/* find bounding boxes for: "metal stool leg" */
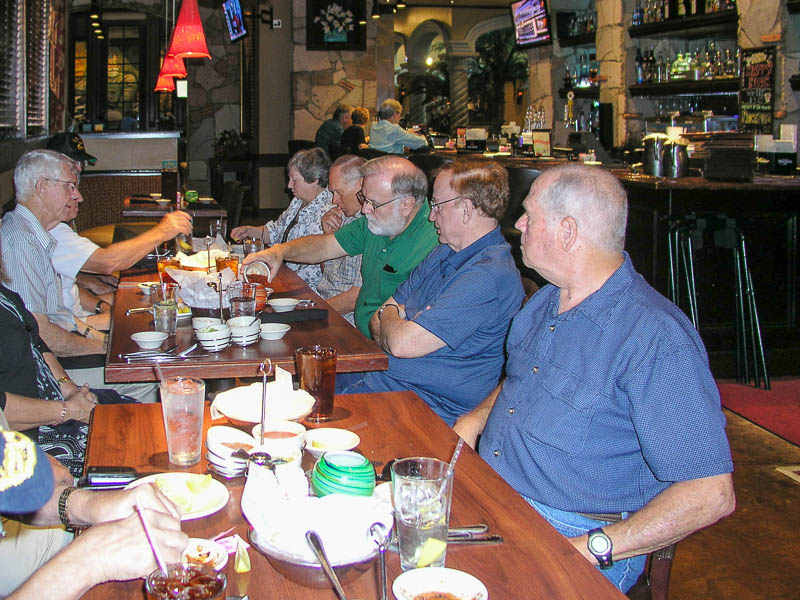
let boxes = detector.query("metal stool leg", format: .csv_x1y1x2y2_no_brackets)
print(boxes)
738,231,770,390
681,227,700,329
733,245,749,384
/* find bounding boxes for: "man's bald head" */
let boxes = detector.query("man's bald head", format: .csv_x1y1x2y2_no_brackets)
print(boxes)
534,164,628,252
360,155,428,205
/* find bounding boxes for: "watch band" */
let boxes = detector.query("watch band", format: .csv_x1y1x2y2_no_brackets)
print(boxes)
58,486,79,531
94,299,109,314
377,303,400,320
587,527,614,570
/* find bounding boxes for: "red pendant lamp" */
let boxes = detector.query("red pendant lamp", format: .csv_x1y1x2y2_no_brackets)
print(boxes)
155,73,176,92
159,50,187,78
168,0,211,59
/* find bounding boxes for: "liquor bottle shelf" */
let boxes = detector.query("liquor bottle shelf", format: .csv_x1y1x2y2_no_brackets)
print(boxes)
629,10,738,40
558,86,600,99
629,78,739,97
558,32,595,47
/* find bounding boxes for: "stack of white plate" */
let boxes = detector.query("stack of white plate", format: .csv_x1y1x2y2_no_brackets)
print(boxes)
227,317,261,347
205,426,256,478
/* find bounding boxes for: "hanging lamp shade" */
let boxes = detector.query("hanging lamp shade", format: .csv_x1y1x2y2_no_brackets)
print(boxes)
158,51,187,78
168,0,211,59
155,73,176,92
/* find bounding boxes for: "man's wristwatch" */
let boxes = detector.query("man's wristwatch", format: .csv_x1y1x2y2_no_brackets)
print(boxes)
377,303,400,320
587,527,613,569
94,299,110,314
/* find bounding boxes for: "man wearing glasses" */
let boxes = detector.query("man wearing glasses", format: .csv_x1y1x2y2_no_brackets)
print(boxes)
243,155,438,337
338,159,524,425
1,150,157,402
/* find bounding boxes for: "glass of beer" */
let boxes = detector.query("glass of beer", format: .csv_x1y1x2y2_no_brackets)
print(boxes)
215,255,239,278
157,257,180,284
146,563,226,599
296,345,337,422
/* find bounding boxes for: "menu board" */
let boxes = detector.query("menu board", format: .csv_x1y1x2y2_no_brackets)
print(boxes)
739,47,775,134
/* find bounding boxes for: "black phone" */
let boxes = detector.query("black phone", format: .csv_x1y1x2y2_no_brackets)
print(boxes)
80,466,139,489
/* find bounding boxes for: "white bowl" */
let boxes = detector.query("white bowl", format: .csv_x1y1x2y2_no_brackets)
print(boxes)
227,316,261,336
392,568,488,600
196,324,231,352
131,331,169,349
268,298,299,313
260,323,291,340
212,383,315,424
252,420,307,452
155,198,171,206
230,333,260,347
206,425,257,458
149,193,162,200
198,196,214,204
304,428,360,459
192,317,222,331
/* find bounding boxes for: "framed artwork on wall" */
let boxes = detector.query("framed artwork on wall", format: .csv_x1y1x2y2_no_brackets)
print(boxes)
306,0,366,51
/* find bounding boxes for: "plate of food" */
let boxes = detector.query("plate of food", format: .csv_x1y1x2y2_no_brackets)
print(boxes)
126,473,229,521
392,568,488,600
182,538,228,571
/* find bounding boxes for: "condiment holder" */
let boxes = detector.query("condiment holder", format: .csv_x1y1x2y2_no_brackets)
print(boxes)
312,451,376,497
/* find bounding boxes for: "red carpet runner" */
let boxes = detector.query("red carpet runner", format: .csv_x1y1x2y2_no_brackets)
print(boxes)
718,379,800,447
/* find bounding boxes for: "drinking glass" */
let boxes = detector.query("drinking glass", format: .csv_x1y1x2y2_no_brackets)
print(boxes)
295,345,337,422
227,282,256,317
146,563,225,599
150,282,179,305
210,218,226,241
391,457,454,571
153,301,178,335
243,237,264,256
215,255,239,278
159,377,205,466
157,258,180,284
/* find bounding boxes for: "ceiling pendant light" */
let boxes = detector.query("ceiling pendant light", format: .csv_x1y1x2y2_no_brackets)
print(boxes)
155,73,176,92
168,0,211,59
158,50,188,78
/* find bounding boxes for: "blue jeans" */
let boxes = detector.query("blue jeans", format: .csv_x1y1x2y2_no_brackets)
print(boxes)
524,497,646,592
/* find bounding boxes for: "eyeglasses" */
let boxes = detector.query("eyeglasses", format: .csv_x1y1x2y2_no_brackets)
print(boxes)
46,178,78,193
356,190,408,210
428,196,461,212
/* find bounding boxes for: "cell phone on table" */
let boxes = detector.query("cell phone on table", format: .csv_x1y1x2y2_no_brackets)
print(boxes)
78,466,139,489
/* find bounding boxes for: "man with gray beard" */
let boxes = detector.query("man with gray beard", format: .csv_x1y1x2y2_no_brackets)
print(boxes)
243,155,438,338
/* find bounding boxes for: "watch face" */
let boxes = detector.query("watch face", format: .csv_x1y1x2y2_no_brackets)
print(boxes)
589,533,611,555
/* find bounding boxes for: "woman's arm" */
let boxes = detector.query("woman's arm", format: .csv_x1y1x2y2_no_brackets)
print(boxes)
2,391,95,430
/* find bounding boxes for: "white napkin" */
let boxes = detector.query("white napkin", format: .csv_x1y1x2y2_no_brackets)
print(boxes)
167,268,236,309
209,366,310,420
174,247,228,269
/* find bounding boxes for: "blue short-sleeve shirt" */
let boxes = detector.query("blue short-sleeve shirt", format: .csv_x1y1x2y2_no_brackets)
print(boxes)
362,227,524,425
479,253,733,513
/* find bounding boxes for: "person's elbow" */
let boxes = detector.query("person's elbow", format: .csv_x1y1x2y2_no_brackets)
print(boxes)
702,473,736,526
86,249,125,274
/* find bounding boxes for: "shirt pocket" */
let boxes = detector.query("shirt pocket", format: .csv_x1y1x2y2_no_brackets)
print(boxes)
521,365,599,457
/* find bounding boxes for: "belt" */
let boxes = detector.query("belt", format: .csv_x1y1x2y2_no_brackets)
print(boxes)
577,512,626,522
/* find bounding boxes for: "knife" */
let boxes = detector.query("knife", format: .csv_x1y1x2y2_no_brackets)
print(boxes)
446,534,504,545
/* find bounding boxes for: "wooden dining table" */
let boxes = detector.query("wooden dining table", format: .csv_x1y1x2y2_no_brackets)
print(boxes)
80,391,625,600
105,267,388,382
122,196,229,238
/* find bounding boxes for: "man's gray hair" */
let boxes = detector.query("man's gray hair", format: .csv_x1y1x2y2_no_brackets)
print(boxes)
333,105,352,122
14,149,72,203
287,147,331,188
536,164,628,252
331,154,366,185
378,99,403,121
360,155,428,205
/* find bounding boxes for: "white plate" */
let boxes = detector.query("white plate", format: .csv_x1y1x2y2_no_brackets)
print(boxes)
212,382,315,423
392,567,489,600
126,473,229,521
182,538,228,570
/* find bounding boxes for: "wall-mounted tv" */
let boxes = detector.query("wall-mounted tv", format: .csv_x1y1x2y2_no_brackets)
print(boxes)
510,0,552,48
222,0,247,42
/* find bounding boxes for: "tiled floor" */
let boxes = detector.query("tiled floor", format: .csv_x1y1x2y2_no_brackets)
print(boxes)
669,409,800,599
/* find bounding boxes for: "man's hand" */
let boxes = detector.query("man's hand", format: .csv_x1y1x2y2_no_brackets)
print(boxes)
70,482,181,526
71,509,187,584
231,225,262,242
76,273,117,295
154,211,193,241
452,384,503,449
241,245,285,280
321,207,344,235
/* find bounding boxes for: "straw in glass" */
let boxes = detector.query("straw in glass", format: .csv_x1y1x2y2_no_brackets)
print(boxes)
134,503,168,575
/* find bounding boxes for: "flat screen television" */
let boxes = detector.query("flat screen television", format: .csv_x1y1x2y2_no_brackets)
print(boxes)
510,0,552,48
222,0,247,42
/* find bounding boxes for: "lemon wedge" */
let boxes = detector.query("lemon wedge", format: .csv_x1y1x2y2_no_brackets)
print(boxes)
235,538,251,573
416,537,446,568
311,440,329,449
155,476,192,514
186,474,213,494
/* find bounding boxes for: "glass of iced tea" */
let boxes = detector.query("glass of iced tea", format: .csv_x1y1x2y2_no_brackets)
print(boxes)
146,563,226,599
214,255,239,277
296,345,337,422
157,258,181,284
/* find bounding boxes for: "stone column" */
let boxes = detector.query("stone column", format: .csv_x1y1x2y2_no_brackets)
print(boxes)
404,59,428,127
597,0,629,147
375,14,395,107
443,41,477,134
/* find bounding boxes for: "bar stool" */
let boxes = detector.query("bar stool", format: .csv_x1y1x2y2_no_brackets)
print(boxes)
667,213,770,389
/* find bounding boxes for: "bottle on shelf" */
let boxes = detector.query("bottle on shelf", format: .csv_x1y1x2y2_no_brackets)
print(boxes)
635,47,645,84
691,50,702,81
633,0,644,26
564,65,573,89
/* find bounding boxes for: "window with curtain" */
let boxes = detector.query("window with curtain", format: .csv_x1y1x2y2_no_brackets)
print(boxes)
0,0,50,140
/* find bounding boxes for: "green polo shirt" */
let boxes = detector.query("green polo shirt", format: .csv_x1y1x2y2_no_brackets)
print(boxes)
334,202,438,337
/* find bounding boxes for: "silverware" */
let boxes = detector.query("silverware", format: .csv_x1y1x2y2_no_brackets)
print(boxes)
126,306,153,316
369,522,389,600
448,524,489,537
297,299,315,307
124,354,210,363
305,530,348,600
119,344,179,358
177,343,198,357
446,534,504,545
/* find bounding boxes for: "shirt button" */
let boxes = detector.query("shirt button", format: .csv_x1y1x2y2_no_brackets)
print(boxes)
549,325,555,332
532,366,538,373
493,450,501,457
508,408,515,415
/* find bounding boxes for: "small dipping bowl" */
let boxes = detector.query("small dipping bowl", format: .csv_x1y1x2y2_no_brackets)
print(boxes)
252,420,307,454
130,331,168,349
312,451,376,497
260,323,290,340
268,298,299,313
192,317,223,332
227,316,261,346
304,428,360,459
195,324,231,352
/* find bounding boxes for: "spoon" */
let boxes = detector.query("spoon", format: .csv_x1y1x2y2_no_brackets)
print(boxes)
305,530,348,600
369,522,389,600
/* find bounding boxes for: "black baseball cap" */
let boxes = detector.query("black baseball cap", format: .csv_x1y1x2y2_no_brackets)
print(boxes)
46,132,97,166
